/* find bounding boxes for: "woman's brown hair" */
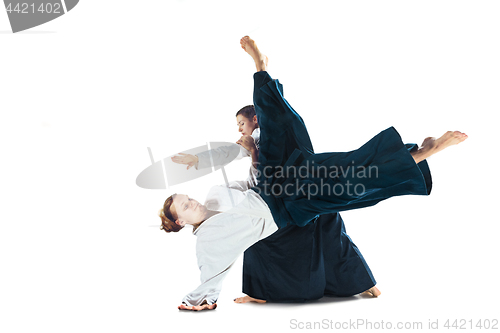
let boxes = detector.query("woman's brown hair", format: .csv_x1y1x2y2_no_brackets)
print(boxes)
159,194,184,233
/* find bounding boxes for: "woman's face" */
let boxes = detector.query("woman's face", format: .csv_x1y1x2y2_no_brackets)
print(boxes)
237,114,258,136
172,194,207,226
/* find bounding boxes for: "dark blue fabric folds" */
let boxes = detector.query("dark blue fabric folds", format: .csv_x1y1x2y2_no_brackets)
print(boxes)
243,213,376,302
252,71,432,228
243,71,378,301
243,70,431,302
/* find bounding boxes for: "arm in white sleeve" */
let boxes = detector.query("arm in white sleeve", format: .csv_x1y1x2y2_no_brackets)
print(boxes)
181,263,234,306
180,220,242,307
195,144,250,170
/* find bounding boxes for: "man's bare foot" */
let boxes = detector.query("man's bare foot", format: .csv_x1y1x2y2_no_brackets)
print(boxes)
362,286,381,297
234,295,267,304
412,131,468,163
240,36,268,72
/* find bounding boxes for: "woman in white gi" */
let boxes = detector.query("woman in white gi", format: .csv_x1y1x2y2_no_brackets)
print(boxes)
159,36,468,311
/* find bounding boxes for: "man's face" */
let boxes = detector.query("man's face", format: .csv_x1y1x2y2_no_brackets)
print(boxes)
237,114,258,136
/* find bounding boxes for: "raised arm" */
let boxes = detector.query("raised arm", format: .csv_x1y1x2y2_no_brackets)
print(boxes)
171,144,249,170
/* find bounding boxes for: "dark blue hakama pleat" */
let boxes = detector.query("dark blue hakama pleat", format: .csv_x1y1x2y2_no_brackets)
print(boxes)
243,213,376,302
242,71,432,302
252,71,432,228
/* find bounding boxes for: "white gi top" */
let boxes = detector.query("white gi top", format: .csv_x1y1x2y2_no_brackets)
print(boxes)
195,128,260,190
180,178,278,307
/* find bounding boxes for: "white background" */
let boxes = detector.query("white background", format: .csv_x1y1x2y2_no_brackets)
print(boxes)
1,1,499,332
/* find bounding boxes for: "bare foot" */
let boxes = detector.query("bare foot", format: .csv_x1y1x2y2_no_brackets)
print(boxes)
240,36,268,72
430,131,468,151
234,295,267,304
362,286,381,297
412,131,468,163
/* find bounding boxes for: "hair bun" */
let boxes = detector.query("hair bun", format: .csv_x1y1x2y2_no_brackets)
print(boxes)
158,196,184,233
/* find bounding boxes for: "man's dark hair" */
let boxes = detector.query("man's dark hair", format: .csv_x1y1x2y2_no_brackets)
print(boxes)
236,105,255,119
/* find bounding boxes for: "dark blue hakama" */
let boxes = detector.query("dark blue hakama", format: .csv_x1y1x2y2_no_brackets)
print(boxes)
243,213,376,302
251,71,432,228
242,71,432,302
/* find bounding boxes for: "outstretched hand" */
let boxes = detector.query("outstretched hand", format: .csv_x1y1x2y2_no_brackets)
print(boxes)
178,303,217,311
171,153,199,170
